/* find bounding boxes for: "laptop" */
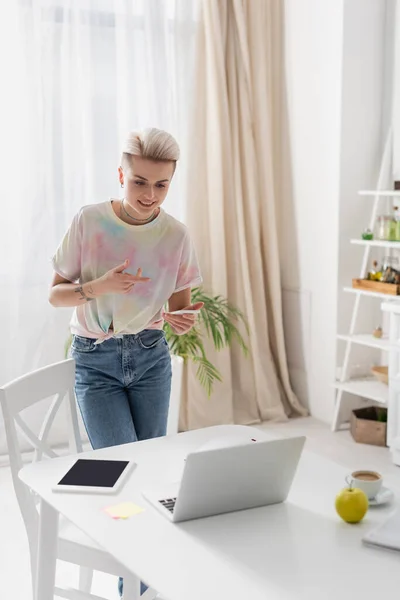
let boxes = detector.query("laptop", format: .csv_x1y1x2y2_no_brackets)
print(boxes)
142,435,305,522
363,509,400,552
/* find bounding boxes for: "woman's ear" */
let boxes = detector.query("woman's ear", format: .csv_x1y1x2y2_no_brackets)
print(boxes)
118,166,124,187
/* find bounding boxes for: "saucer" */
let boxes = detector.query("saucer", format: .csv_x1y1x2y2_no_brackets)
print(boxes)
368,487,394,507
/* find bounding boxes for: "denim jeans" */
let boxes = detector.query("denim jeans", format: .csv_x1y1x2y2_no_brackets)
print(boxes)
71,329,172,597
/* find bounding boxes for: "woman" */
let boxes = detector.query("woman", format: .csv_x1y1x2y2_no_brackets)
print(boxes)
50,128,202,596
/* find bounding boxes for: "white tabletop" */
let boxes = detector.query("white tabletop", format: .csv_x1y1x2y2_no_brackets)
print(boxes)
20,425,400,600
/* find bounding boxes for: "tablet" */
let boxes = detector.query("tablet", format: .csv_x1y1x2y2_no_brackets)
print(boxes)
52,458,136,494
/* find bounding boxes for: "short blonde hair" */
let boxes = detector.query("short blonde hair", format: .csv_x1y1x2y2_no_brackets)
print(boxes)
121,128,180,172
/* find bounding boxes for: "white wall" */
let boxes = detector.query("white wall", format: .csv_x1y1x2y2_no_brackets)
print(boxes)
337,0,388,392
281,0,389,423
281,0,343,421
393,0,400,178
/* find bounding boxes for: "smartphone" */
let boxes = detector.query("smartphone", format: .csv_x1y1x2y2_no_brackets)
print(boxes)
169,309,201,315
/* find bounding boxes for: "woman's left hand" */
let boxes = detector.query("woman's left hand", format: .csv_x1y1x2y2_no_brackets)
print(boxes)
164,302,204,336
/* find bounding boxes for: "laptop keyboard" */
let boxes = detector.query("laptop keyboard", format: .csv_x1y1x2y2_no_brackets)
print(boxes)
159,498,177,514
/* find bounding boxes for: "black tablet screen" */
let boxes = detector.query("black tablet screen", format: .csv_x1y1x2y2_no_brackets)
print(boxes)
57,459,130,487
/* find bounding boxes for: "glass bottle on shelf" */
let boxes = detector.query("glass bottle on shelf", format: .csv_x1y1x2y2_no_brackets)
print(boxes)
390,217,397,241
376,215,397,240
368,260,382,281
394,206,400,241
376,216,388,240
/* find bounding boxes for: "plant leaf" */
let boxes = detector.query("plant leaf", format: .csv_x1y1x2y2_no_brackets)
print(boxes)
163,286,249,395
191,355,223,398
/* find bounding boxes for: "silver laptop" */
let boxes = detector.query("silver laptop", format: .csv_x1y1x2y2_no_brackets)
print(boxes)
142,435,305,522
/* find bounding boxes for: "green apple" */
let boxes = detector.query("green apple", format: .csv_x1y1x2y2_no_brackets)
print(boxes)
335,486,368,523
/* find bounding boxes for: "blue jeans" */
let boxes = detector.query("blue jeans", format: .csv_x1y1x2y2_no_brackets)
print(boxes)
71,329,172,597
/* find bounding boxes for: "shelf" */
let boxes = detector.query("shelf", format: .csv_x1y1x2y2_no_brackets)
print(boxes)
343,286,397,299
359,190,400,197
333,378,388,404
350,239,400,249
337,334,391,351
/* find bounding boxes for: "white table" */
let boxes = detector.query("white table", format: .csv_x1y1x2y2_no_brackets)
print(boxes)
20,425,400,600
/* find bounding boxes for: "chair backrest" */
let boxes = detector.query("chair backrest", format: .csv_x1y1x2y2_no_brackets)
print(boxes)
0,359,82,551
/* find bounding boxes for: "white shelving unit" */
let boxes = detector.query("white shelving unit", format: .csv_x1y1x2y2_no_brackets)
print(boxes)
334,379,388,405
333,189,400,431
343,287,396,299
351,239,400,249
359,190,400,197
336,333,391,351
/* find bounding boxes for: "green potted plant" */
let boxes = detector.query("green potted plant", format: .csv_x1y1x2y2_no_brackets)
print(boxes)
165,287,248,396
65,287,248,396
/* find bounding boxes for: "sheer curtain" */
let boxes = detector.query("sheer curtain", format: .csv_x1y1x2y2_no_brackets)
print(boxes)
0,0,199,453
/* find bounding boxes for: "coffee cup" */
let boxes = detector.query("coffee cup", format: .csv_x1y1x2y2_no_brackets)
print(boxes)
346,470,383,500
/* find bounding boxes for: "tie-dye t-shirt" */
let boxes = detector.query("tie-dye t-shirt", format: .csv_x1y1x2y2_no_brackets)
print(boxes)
52,201,202,341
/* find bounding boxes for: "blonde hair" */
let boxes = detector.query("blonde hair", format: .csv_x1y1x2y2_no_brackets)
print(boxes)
121,128,180,172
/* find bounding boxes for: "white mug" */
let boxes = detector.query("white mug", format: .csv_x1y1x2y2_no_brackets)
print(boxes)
346,470,383,500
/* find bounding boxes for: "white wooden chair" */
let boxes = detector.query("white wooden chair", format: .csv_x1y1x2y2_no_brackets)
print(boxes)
0,359,158,600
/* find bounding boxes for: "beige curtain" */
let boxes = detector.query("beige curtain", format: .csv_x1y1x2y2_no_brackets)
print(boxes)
180,0,308,431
